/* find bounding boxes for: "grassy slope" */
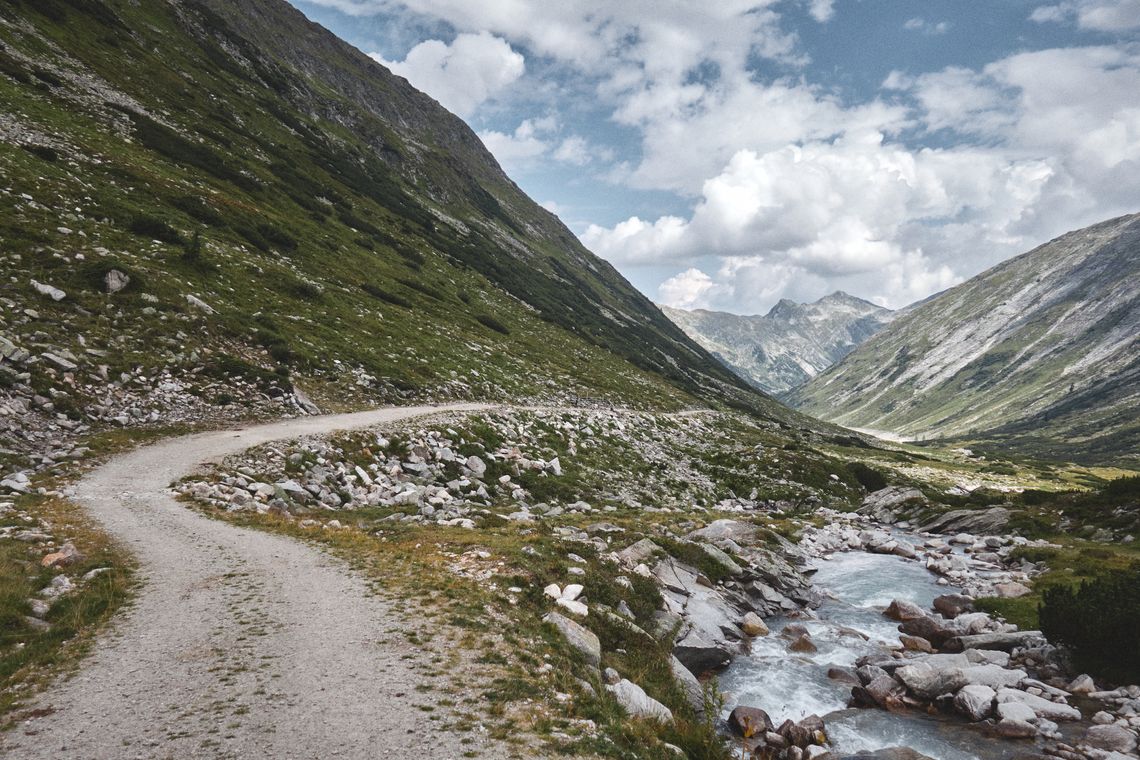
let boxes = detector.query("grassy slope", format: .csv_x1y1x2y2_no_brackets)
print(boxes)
0,0,805,428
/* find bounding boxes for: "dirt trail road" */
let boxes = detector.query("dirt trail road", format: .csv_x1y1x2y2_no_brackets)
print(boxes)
3,404,501,760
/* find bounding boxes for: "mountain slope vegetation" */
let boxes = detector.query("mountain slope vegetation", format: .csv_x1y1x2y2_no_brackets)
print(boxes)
789,214,1140,465
0,0,796,426
661,292,895,395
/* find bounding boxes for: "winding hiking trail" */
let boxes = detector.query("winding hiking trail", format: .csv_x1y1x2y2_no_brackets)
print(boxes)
3,403,505,760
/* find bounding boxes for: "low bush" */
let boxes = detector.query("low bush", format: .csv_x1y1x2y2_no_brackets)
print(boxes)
475,314,510,336
847,461,887,492
128,214,183,245
1039,565,1140,683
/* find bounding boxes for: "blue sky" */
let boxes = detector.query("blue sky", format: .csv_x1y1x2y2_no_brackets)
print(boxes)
290,0,1140,314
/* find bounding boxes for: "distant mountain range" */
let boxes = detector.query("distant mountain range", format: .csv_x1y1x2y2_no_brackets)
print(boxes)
660,293,896,395
788,214,1140,465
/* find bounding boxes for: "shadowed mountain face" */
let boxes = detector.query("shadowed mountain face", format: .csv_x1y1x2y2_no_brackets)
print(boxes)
789,214,1140,465
661,293,895,395
0,0,810,424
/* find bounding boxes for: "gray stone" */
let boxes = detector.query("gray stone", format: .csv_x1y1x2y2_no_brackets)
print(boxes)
944,631,1045,653
615,538,661,566
954,684,996,721
606,679,672,723
918,507,1012,535
669,655,706,718
544,611,600,668
996,687,1081,721
104,269,130,293
1084,724,1138,753
30,279,66,301
896,661,969,700
185,294,215,313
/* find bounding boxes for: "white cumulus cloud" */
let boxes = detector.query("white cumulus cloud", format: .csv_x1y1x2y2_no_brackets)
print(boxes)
371,32,524,117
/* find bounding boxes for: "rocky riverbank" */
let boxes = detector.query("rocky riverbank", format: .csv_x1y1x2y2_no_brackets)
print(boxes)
718,490,1140,760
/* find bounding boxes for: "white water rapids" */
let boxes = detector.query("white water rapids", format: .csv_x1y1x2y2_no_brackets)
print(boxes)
719,552,1039,760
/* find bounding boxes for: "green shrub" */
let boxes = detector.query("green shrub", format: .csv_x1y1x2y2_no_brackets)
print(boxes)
1039,566,1140,683
847,461,887,492
360,283,409,308
128,215,183,245
475,314,510,336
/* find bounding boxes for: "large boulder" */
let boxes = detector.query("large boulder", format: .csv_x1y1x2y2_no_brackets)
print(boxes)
896,661,969,700
884,599,927,621
859,487,925,522
606,679,673,723
852,675,906,709
954,684,996,721
673,629,732,675
669,656,706,719
943,631,1045,653
543,611,600,668
1084,724,1138,754
918,507,1012,535
995,688,1081,721
933,594,975,619
898,615,958,648
728,705,774,737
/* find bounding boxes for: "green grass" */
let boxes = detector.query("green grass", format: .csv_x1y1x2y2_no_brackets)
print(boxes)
0,494,134,724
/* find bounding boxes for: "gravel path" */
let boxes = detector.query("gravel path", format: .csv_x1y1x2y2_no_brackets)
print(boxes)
2,404,507,760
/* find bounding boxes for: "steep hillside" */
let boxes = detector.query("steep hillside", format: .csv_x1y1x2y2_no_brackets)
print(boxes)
661,292,895,395
789,214,1140,465
0,0,807,475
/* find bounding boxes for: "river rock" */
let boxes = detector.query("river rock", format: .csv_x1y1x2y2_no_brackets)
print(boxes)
884,599,926,621
933,594,974,619
996,701,1038,723
944,631,1045,652
828,667,860,685
543,611,600,668
831,751,936,760
1068,674,1097,694
606,679,672,723
900,635,934,653
954,684,996,720
853,675,906,709
960,664,1027,690
673,630,732,675
896,661,969,700
741,611,769,636
1084,724,1138,753
963,649,1010,667
788,633,818,653
898,615,957,648
996,718,1037,738
996,687,1081,721
729,705,774,736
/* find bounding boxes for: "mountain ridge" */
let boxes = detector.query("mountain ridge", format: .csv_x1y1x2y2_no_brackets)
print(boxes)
0,0,820,448
789,213,1140,464
660,292,896,395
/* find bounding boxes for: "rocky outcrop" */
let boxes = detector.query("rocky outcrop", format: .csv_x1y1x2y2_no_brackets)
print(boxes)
918,507,1013,535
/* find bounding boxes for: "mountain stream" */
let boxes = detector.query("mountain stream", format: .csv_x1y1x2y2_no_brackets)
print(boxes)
720,551,1037,759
